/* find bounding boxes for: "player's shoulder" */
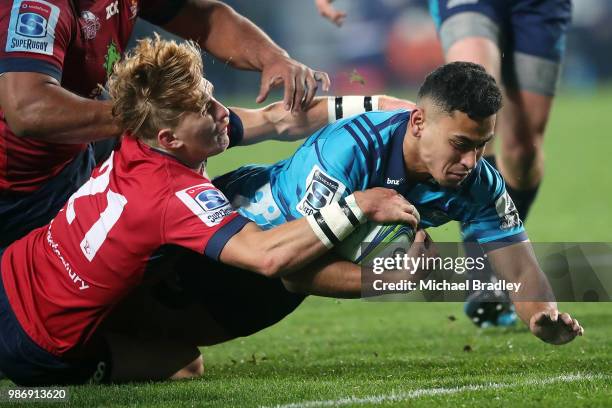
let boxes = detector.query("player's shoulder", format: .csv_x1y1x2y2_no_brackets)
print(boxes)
463,159,505,203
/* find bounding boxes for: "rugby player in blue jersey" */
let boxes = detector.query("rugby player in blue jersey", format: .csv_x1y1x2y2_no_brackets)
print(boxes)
316,0,573,326
155,62,582,353
98,61,583,382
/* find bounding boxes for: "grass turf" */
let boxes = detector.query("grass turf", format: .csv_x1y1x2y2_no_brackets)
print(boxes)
1,88,611,406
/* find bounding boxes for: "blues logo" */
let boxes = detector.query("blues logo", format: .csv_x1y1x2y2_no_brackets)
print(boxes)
6,0,59,56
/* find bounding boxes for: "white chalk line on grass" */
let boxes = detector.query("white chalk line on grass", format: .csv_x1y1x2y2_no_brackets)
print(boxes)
265,373,608,408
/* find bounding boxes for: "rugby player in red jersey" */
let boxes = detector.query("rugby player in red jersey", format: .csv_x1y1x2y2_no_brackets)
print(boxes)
0,37,420,386
0,0,330,249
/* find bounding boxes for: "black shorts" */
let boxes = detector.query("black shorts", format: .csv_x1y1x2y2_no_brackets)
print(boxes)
159,249,306,338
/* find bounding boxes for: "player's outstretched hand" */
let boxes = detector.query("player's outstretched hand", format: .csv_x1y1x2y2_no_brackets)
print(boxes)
353,188,420,229
315,0,347,26
529,309,584,345
256,55,330,113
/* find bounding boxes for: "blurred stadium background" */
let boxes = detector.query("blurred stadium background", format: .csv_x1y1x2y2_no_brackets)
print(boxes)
4,1,609,406
133,0,612,99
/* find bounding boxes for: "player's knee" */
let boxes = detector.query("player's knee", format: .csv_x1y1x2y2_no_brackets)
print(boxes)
171,354,204,380
502,131,544,168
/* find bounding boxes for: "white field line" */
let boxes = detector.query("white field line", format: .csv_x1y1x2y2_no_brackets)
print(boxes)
264,373,608,408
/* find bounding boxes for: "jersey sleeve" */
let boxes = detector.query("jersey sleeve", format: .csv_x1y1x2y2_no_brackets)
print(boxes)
460,160,528,250
139,0,187,26
163,182,250,260
227,109,244,148
0,0,75,82
282,110,403,219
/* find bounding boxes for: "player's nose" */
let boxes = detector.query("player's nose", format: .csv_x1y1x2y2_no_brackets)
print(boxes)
460,148,478,170
211,99,229,123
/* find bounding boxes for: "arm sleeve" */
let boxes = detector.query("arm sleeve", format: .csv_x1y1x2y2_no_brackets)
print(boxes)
163,181,250,260
227,109,244,148
139,0,187,26
460,160,528,249
0,0,76,82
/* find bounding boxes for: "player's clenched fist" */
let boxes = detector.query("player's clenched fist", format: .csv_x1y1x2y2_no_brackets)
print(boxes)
352,188,420,229
529,309,584,345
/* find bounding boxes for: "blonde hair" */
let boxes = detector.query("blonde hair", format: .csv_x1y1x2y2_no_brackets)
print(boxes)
108,34,208,140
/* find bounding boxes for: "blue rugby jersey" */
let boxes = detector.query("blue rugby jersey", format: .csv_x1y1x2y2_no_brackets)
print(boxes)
215,109,527,248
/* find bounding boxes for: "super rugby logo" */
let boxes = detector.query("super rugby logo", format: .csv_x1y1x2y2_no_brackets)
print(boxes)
16,2,49,37
176,184,234,226
6,0,59,56
297,166,346,216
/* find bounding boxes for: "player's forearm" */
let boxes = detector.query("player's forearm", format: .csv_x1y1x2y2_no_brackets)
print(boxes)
0,73,121,143
231,97,328,145
220,220,330,278
487,242,557,325
162,0,288,70
282,253,363,298
233,95,414,145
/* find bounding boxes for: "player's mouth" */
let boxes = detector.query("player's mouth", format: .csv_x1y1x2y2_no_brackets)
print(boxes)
447,171,470,182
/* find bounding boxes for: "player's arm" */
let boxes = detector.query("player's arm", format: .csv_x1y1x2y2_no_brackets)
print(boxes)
281,230,434,298
219,188,419,278
231,95,415,145
486,242,584,345
159,0,329,111
0,72,121,143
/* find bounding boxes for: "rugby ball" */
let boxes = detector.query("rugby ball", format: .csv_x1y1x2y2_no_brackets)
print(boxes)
335,222,415,264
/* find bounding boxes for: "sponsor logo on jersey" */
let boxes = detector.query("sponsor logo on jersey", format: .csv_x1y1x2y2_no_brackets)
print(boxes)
176,183,234,226
106,0,119,19
297,165,346,216
103,40,121,78
5,0,59,56
495,191,520,230
80,10,100,40
385,177,405,186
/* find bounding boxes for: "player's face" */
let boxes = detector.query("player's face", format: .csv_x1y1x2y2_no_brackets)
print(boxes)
173,82,230,165
420,109,495,187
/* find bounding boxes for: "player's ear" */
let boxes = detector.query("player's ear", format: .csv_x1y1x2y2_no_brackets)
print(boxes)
158,128,183,150
410,107,425,137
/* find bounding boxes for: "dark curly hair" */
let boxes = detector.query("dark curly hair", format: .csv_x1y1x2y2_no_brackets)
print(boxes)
417,62,502,120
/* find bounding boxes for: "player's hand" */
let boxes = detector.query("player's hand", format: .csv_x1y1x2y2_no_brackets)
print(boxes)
353,188,420,229
405,229,437,277
315,0,347,26
256,55,330,113
529,309,584,345
378,96,416,112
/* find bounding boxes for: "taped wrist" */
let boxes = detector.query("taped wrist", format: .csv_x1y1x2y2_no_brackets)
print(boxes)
306,194,367,248
327,96,380,123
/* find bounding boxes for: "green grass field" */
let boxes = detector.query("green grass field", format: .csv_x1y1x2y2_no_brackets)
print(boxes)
2,89,611,407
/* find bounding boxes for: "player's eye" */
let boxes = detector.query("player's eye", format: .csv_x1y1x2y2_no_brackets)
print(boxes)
451,140,470,151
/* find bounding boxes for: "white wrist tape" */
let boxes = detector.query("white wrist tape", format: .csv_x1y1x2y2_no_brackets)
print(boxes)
327,96,380,123
306,193,367,248
343,194,367,224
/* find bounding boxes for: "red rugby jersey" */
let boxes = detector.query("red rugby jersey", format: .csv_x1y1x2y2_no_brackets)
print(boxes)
0,0,184,192
0,135,249,355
